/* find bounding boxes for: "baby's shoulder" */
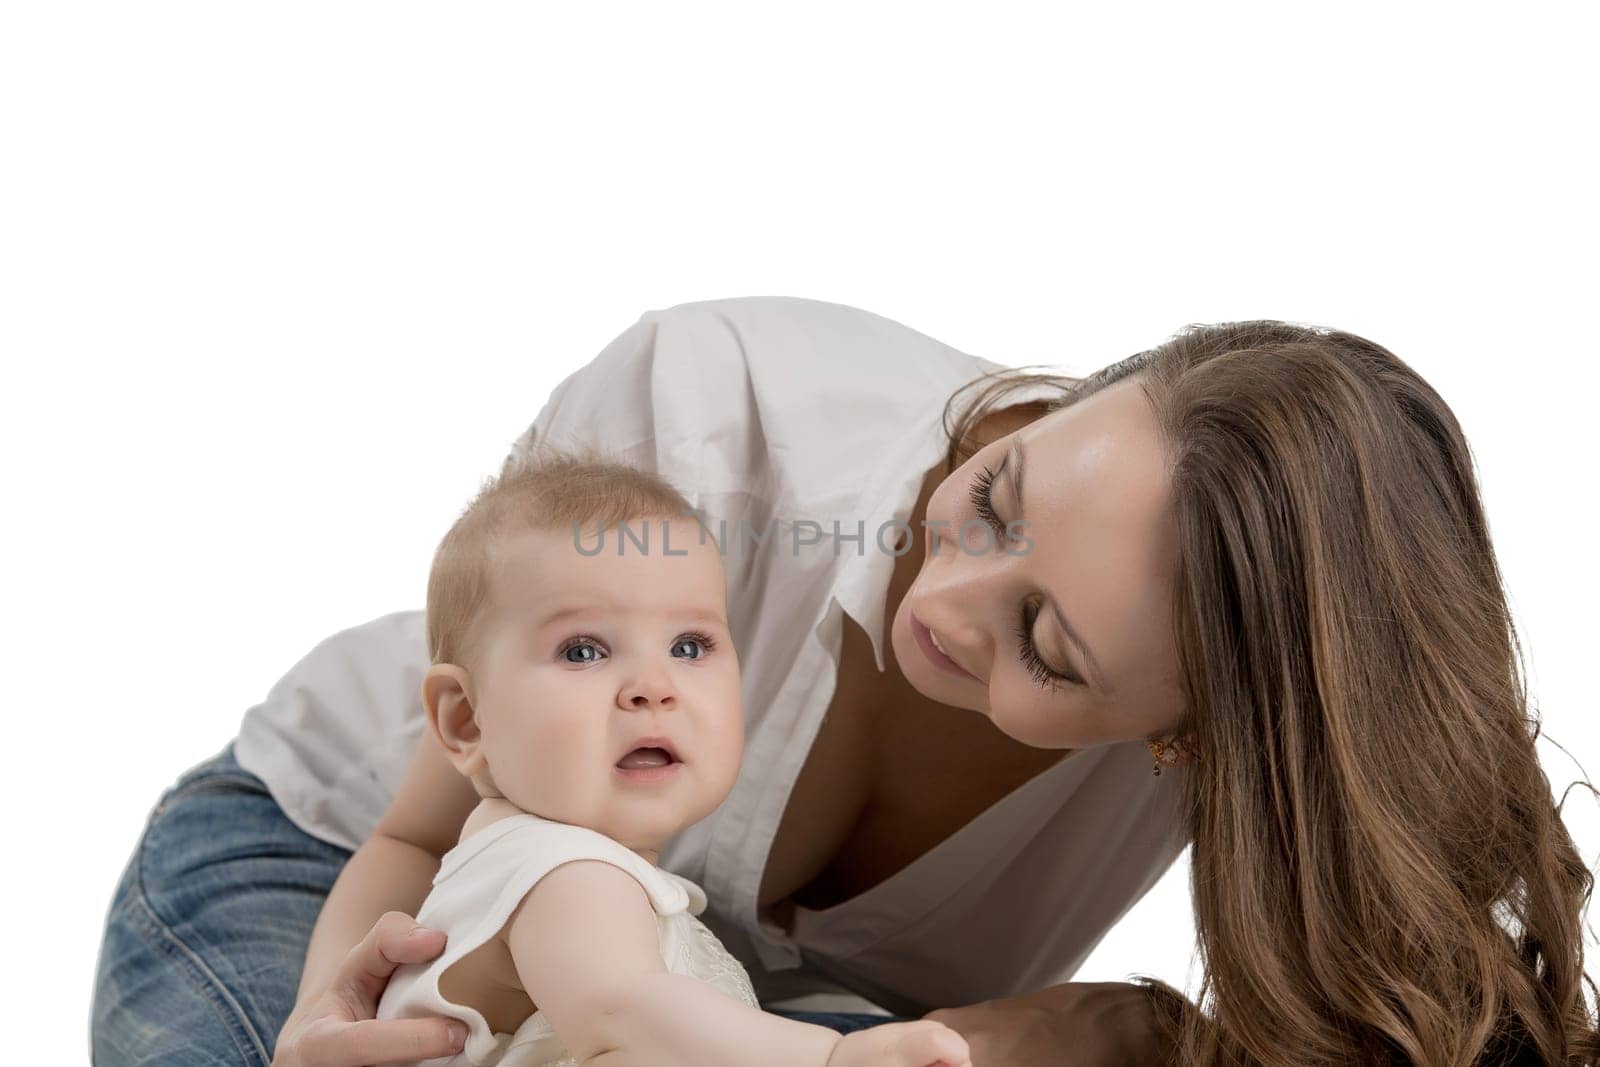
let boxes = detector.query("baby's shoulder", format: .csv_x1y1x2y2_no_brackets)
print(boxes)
448,814,674,912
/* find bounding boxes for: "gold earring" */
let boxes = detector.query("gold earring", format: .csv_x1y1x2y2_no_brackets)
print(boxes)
1147,737,1182,776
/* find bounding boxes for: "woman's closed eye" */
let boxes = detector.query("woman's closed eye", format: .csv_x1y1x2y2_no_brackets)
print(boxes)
1016,601,1081,693
970,463,1086,693
968,463,1010,546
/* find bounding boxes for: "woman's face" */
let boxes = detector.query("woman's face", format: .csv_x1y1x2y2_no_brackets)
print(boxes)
889,374,1186,750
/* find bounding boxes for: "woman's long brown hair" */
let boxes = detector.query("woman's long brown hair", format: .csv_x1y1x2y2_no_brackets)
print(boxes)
943,323,1600,1064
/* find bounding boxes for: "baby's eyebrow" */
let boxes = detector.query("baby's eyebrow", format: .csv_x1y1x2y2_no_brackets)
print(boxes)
533,604,727,628
681,608,730,626
534,604,595,628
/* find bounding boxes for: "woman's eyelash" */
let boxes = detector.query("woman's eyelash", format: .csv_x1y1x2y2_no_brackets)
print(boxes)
1015,603,1076,693
968,464,1007,537
969,463,1082,693
966,463,1004,543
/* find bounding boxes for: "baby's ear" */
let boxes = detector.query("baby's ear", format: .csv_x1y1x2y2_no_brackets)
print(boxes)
422,664,487,777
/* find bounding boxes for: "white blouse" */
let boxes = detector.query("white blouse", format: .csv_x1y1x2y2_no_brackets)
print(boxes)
374,812,759,1066
233,295,1191,1017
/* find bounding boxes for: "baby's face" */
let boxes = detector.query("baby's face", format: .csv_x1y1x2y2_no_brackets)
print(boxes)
468,518,744,854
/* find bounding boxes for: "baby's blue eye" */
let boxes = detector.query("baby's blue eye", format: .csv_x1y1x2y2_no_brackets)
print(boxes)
673,630,719,659
563,642,601,664
558,630,717,665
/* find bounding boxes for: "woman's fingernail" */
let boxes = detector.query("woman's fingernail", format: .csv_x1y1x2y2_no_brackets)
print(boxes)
407,925,435,941
449,1022,468,1048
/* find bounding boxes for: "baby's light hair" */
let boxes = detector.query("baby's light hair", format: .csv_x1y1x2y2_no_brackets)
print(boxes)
425,438,699,671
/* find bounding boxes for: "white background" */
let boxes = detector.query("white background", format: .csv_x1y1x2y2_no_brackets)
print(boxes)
4,2,1596,1060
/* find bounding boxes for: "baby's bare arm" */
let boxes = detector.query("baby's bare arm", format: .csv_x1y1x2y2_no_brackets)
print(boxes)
505,859,842,1067
582,971,844,1067
574,972,974,1067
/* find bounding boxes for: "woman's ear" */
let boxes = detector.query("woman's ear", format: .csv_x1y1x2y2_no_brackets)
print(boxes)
1149,733,1200,768
1175,731,1201,766
422,663,487,777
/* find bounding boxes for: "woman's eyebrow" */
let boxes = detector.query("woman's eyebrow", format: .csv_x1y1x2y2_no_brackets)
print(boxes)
1008,438,1107,692
1006,438,1026,517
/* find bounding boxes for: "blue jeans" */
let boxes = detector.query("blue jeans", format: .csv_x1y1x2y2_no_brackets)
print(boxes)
91,743,908,1065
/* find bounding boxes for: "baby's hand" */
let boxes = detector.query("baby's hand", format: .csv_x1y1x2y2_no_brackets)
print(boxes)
824,1019,972,1067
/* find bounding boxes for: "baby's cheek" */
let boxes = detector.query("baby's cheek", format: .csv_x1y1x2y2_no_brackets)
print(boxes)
483,722,559,808
712,732,746,797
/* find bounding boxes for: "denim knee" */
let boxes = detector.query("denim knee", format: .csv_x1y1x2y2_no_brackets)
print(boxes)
91,745,351,1065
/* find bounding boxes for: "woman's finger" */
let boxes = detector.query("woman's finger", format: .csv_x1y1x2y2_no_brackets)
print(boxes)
338,911,448,1013
299,1016,467,1066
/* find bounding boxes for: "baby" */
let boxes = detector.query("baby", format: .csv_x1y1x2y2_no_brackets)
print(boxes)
376,447,971,1067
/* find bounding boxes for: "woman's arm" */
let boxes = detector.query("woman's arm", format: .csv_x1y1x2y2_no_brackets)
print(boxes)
292,833,444,1005
290,726,479,1013
923,982,1178,1066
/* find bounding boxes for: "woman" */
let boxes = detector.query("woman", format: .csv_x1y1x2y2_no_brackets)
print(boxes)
92,297,1599,1065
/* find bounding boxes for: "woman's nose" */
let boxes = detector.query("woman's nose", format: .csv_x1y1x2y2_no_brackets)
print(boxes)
920,515,1009,653
924,517,996,585
929,514,999,559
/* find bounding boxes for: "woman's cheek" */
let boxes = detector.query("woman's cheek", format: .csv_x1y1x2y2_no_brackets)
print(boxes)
985,675,1026,735
988,679,1065,749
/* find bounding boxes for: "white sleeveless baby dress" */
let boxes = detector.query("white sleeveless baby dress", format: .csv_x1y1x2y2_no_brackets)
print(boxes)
375,812,760,1066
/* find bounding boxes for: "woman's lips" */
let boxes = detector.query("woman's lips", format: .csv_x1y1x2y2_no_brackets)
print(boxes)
911,613,978,680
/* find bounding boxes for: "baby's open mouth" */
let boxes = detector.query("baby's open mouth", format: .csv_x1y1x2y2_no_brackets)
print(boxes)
616,746,679,769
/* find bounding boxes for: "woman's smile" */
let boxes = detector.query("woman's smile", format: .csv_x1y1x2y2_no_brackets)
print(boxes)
910,611,980,680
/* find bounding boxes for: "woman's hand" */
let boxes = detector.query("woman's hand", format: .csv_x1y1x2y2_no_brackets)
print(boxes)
922,981,1170,1067
273,911,468,1065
